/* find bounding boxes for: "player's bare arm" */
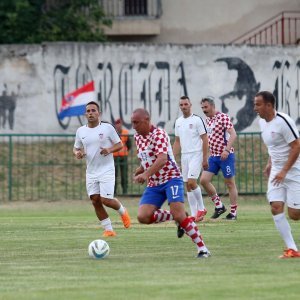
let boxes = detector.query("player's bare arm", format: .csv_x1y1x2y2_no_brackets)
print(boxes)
134,153,168,184
272,139,300,185
172,136,181,158
221,127,237,160
263,157,272,177
73,147,85,159
201,133,209,170
100,141,123,156
134,165,144,176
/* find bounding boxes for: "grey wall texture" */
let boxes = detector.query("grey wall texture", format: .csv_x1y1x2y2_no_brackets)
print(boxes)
0,43,299,134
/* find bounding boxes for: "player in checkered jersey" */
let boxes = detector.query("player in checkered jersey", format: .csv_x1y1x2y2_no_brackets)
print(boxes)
254,91,300,258
200,97,238,220
131,108,210,258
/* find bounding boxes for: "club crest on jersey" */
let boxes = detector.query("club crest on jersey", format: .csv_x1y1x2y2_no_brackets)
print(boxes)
99,133,104,139
271,131,276,138
189,124,193,129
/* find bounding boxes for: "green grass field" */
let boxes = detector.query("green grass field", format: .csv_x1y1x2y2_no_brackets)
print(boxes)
0,197,300,300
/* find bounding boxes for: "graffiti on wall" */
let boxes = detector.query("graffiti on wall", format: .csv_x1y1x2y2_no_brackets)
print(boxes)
215,57,260,132
272,59,300,125
0,84,20,130
53,57,300,132
54,61,188,130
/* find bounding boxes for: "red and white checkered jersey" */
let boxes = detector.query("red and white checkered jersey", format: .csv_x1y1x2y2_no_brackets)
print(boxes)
134,126,182,187
205,112,234,156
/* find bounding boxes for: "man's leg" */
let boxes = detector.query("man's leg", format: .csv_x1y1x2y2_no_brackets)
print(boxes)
224,177,238,220
100,180,131,228
138,186,173,224
102,196,131,228
200,170,226,218
187,178,206,221
90,194,116,237
186,181,197,218
271,201,300,258
220,154,237,220
170,201,210,258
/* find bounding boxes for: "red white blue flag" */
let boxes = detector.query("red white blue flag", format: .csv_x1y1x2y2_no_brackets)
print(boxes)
58,81,95,120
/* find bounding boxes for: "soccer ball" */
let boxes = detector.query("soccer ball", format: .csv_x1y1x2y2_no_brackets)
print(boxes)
88,239,110,259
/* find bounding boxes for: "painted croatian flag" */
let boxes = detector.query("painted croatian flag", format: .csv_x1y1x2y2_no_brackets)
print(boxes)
58,81,95,120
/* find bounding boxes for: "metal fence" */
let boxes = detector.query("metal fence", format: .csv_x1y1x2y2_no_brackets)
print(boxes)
0,133,268,202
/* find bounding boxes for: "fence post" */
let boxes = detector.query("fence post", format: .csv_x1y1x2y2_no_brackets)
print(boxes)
8,135,13,201
281,13,285,44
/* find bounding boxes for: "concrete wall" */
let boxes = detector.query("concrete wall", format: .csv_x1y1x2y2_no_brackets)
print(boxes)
108,0,300,44
0,42,299,134
157,0,300,44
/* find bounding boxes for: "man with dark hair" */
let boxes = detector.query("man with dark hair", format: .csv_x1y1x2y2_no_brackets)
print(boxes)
131,108,210,258
200,96,238,220
254,91,300,258
73,101,131,237
173,96,208,222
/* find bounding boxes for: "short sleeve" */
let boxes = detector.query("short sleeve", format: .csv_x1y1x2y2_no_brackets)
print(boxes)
197,117,207,135
223,114,234,130
153,130,169,155
74,129,83,149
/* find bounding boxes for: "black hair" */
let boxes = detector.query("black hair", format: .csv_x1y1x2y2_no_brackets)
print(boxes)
86,101,100,112
255,91,276,108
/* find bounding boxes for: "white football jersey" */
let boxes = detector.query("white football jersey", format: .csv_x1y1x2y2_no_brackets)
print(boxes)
259,112,300,168
74,122,121,179
174,114,207,154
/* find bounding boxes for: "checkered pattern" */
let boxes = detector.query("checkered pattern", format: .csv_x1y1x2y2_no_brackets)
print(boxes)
206,112,234,156
134,126,181,186
180,217,205,249
151,209,174,223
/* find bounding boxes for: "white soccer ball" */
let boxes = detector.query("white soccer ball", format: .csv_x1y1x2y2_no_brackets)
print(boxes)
88,239,110,259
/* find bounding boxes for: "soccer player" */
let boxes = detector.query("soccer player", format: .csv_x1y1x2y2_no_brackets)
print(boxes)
73,101,131,237
200,96,238,220
131,108,210,258
173,96,208,222
254,91,300,258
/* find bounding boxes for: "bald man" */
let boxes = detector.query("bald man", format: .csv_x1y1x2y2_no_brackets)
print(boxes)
131,108,210,258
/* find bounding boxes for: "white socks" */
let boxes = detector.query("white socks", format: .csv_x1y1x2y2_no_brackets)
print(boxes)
101,217,113,231
187,186,205,217
118,204,126,215
273,213,298,251
192,186,205,211
187,191,198,217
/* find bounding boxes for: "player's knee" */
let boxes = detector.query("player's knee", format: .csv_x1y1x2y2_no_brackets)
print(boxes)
224,180,235,189
90,195,101,206
137,214,151,224
288,212,300,221
186,182,195,190
270,204,283,215
199,177,207,186
101,198,109,206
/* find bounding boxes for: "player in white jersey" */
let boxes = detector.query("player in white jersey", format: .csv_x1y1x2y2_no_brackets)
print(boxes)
254,91,300,258
173,96,209,223
73,101,131,237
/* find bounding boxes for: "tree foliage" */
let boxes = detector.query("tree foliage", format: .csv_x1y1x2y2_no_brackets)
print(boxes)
0,0,112,43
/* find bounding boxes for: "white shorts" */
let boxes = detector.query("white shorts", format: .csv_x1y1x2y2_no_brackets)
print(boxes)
181,152,202,182
267,167,300,209
86,176,115,199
